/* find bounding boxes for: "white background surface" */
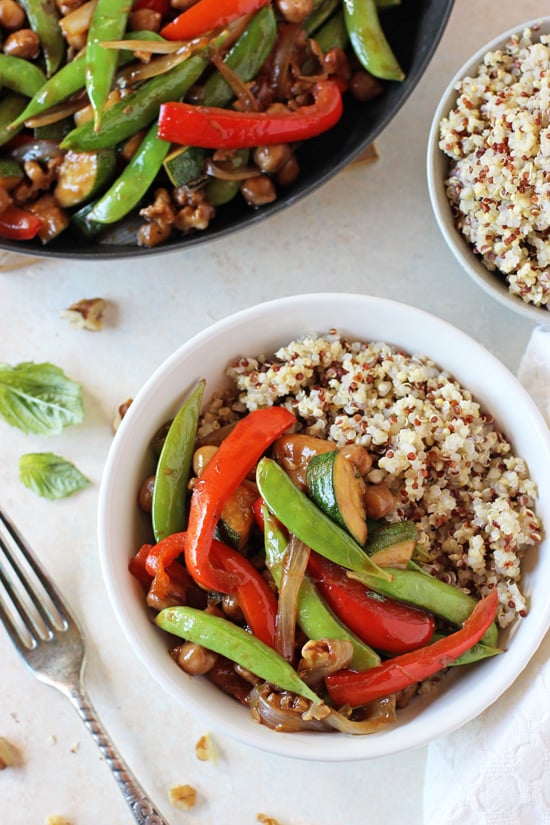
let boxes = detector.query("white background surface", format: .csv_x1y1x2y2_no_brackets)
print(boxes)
1,2,548,823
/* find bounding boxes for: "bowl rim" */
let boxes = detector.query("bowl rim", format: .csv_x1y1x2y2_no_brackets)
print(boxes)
426,16,550,323
98,292,550,760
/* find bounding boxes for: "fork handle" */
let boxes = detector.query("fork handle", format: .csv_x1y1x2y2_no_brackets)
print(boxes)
68,685,170,825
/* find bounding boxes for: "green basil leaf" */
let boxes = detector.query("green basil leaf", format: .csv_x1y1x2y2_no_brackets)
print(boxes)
19,453,90,500
0,362,84,435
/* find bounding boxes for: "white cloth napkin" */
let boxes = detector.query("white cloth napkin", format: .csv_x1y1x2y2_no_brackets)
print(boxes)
422,326,550,825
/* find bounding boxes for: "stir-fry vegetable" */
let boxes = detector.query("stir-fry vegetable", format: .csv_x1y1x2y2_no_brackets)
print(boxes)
130,369,508,735
0,0,406,249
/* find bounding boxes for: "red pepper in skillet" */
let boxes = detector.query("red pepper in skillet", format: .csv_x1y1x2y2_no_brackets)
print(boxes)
160,0,270,40
184,406,295,593
157,80,344,149
325,589,499,707
307,551,435,655
142,531,277,646
0,206,42,240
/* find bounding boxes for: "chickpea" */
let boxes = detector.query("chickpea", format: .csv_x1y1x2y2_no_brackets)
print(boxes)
55,0,85,14
192,444,218,477
222,593,244,622
340,444,373,476
128,8,162,32
349,70,384,102
170,0,197,9
240,175,277,206
253,144,292,175
174,642,217,675
275,0,313,24
3,29,40,60
276,153,300,187
137,474,156,513
0,0,25,30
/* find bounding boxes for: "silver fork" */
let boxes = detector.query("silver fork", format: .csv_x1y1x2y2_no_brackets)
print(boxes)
0,507,170,825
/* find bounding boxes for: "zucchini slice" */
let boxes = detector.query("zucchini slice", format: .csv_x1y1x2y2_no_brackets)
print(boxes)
54,149,117,208
365,520,417,567
306,450,368,545
218,480,258,550
163,145,207,187
0,157,23,190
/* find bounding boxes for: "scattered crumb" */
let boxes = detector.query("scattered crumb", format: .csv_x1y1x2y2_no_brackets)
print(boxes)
112,398,133,434
44,816,73,825
348,142,378,167
48,734,57,746
195,733,216,762
0,737,21,769
169,784,197,811
70,742,80,754
61,297,106,331
256,815,283,825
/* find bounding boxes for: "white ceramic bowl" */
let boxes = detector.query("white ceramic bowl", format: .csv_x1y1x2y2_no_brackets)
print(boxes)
98,293,550,761
427,18,550,323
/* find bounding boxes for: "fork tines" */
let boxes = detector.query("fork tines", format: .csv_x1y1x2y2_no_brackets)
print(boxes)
0,508,71,650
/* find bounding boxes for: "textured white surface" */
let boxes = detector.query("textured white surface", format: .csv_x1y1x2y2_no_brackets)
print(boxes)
1,2,549,824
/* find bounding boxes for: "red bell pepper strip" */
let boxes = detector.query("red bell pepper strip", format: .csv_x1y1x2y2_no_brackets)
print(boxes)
184,406,295,593
307,551,435,655
157,80,344,149
141,531,277,646
325,588,499,707
129,542,154,589
210,539,277,647
161,0,269,41
0,206,43,240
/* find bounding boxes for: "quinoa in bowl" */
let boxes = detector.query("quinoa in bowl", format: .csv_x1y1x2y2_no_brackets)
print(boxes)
428,19,550,321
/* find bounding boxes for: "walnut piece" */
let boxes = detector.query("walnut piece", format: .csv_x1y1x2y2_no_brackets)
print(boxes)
112,398,133,434
195,733,216,762
169,784,197,811
61,297,106,331
44,816,73,825
257,815,283,825
0,736,20,769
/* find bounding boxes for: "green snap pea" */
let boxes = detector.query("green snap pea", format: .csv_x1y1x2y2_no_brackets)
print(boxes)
264,508,380,670
343,0,404,81
0,54,46,98
151,380,205,543
201,5,277,108
8,31,165,132
430,633,502,667
61,53,208,151
155,605,321,704
0,93,27,147
349,567,499,648
304,0,341,35
315,10,349,54
20,0,65,76
205,148,249,206
256,458,390,580
86,119,170,224
86,0,132,131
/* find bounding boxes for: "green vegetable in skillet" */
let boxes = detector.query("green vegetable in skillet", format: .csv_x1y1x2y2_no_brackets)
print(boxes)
0,54,46,98
151,379,205,543
85,0,132,131
343,0,404,81
20,0,65,76
0,94,27,147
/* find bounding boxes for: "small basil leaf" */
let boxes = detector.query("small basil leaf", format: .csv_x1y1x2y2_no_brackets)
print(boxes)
0,362,84,435
19,452,90,500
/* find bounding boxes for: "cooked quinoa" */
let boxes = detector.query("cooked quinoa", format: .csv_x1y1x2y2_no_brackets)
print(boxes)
438,27,550,309
199,332,542,629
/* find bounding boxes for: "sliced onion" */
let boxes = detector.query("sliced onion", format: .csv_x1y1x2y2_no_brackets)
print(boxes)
117,39,208,84
325,696,397,735
270,22,301,100
248,683,332,732
275,536,310,661
10,140,64,163
209,50,259,112
205,157,261,181
24,97,87,129
101,39,190,55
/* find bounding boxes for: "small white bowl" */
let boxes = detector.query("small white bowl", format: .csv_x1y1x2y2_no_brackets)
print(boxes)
98,293,550,761
427,18,550,323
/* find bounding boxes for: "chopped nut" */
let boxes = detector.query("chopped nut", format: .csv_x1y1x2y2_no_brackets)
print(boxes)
195,732,216,762
112,398,133,434
257,815,283,825
44,816,73,825
61,297,106,331
0,736,20,769
169,783,197,810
